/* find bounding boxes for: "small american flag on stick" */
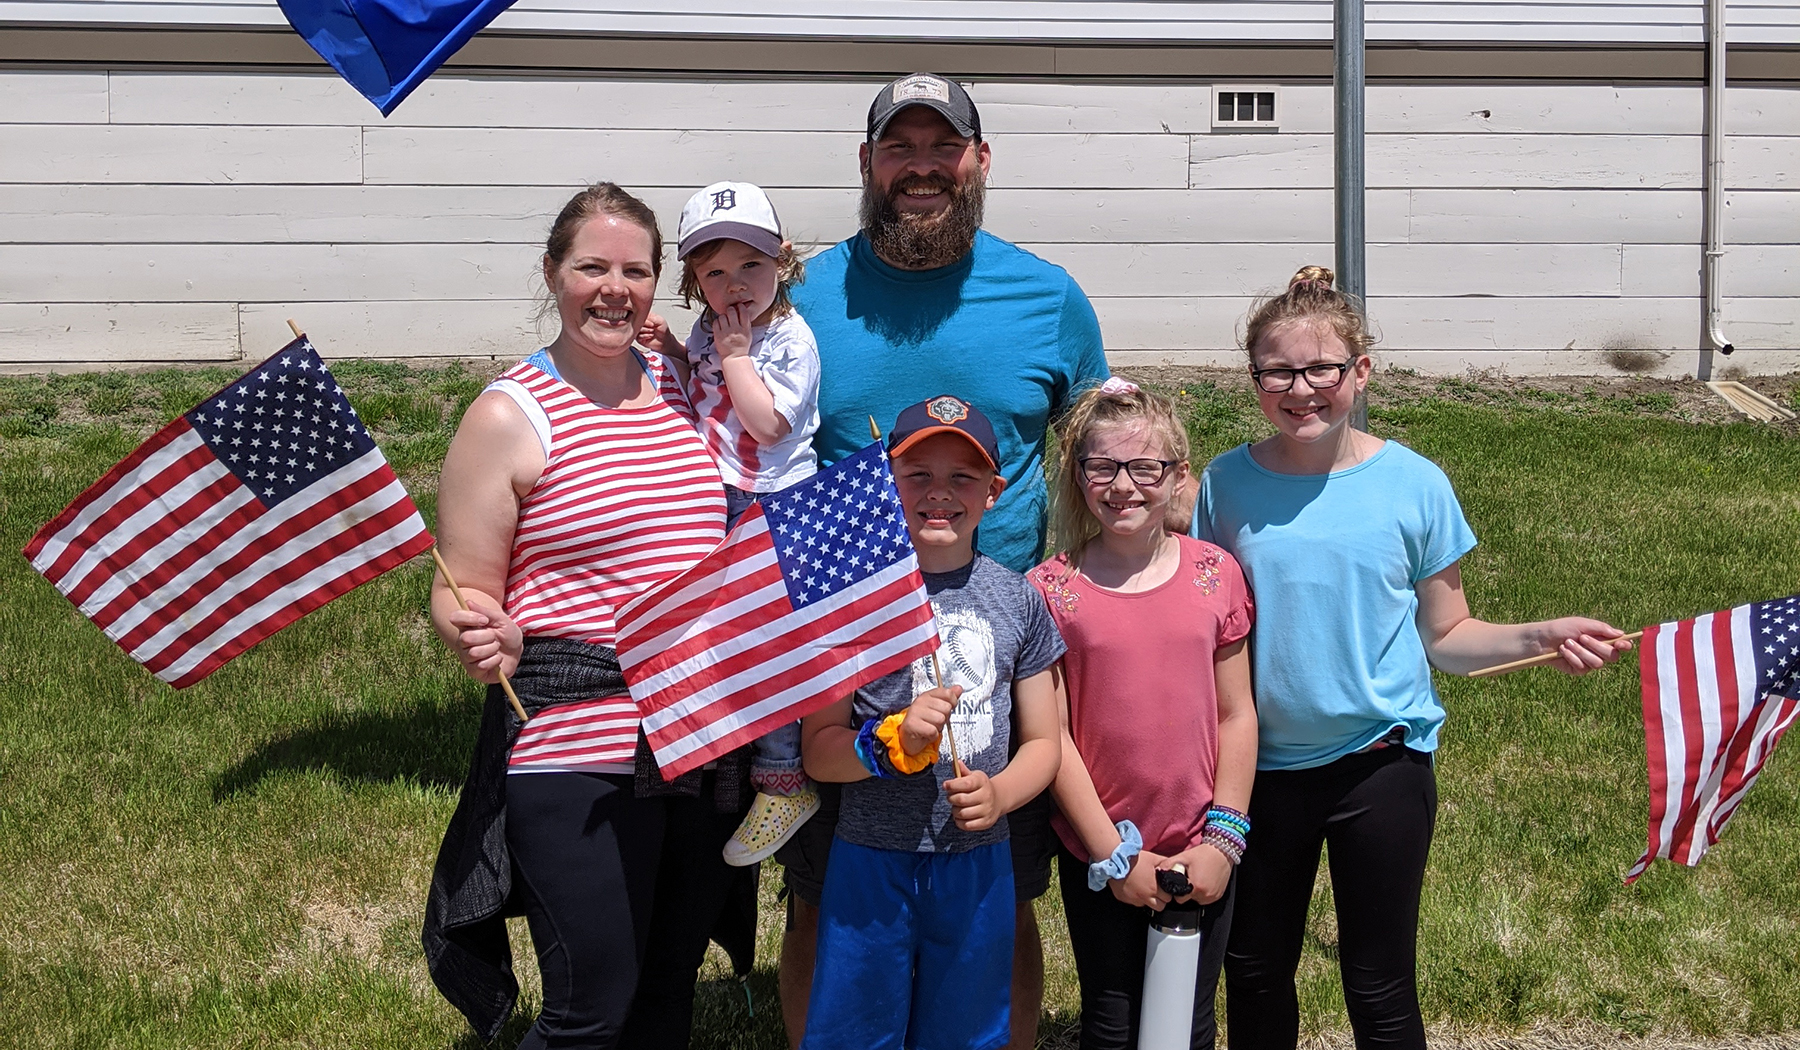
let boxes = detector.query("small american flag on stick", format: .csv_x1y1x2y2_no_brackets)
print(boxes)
616,441,939,780
23,337,433,688
1627,594,1800,881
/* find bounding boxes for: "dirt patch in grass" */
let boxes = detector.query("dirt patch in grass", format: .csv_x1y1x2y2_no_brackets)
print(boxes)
294,894,393,963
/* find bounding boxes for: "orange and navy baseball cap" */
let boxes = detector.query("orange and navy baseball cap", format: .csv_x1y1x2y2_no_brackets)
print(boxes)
887,395,999,471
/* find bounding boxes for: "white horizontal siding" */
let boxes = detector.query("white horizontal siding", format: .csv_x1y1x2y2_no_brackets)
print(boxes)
238,299,541,361
1191,134,1800,190
0,244,542,302
360,128,1192,188
0,72,108,123
81,75,1699,134
0,302,239,363
28,184,1800,245
66,75,1800,137
1093,294,1797,352
1623,243,1799,295
1,74,1796,372
1039,242,1633,297
7,0,1799,45
0,125,363,183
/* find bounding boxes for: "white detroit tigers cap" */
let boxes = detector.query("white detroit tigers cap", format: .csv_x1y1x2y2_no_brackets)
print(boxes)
677,181,783,260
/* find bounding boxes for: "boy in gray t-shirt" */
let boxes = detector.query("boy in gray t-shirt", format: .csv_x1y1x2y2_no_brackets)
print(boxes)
799,395,1063,1050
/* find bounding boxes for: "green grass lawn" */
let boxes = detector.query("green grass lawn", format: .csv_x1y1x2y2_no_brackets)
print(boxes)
1,365,1797,1048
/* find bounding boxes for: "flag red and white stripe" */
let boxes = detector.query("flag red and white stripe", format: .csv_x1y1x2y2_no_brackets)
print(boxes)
1627,595,1800,881
615,442,938,779
23,339,433,688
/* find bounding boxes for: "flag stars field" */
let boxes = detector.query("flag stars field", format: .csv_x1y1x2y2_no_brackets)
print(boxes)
186,349,376,506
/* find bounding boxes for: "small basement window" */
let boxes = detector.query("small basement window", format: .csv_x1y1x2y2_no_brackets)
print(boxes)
1212,85,1279,129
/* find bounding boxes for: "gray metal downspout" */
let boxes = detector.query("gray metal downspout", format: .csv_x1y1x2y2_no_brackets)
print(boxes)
1335,0,1369,428
1702,0,1734,378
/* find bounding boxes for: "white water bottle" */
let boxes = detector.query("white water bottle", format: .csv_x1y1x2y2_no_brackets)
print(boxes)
1139,864,1202,1050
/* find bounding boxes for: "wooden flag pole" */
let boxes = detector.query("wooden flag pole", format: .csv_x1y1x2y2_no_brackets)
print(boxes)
932,652,963,771
430,545,530,723
1468,631,1644,679
872,413,963,770
286,318,304,339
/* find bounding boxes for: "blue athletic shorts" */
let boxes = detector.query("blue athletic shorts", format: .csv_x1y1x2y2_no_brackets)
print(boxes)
800,837,1015,1050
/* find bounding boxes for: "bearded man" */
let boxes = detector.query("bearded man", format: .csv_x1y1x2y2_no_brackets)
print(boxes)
781,72,1111,1050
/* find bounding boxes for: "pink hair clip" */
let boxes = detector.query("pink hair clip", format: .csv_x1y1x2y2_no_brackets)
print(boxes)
1099,376,1140,396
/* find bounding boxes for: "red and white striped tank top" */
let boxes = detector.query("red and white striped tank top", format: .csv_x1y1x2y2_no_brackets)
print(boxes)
488,349,726,773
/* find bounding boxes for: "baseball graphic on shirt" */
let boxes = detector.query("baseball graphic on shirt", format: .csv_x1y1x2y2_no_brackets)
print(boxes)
912,608,997,759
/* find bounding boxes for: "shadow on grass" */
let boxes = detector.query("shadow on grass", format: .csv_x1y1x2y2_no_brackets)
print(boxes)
449,1008,536,1050
213,695,482,800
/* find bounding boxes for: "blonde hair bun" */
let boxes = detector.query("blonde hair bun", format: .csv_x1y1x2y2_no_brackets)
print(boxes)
1241,264,1377,360
1290,265,1334,292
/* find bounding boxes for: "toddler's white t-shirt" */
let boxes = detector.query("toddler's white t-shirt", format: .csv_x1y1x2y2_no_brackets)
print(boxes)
685,311,821,491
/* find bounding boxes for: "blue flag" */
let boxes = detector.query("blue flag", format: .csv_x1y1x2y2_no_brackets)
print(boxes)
278,0,518,115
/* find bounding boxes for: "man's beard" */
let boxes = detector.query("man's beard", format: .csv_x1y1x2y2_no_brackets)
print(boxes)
859,171,986,270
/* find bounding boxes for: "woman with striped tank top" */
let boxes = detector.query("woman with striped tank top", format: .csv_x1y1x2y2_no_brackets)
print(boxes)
423,184,749,1050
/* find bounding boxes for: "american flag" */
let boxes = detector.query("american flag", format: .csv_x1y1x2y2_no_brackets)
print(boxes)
23,338,434,688
1627,594,1800,881
615,441,939,779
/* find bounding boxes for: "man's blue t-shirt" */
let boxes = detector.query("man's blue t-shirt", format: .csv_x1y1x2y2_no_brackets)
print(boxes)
1192,441,1478,770
791,230,1109,572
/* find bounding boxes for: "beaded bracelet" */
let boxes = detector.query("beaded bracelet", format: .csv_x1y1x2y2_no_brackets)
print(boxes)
1205,804,1251,836
1202,804,1251,865
1201,824,1246,865
1087,820,1143,891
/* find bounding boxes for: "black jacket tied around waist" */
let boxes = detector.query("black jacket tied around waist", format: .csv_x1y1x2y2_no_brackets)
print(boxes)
421,636,752,1040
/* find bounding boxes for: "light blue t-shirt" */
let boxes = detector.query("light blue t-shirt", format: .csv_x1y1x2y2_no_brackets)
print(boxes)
1191,441,1478,770
791,230,1109,573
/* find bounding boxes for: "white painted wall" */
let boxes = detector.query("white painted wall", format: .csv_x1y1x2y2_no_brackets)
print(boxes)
6,0,1800,45
1,71,1796,374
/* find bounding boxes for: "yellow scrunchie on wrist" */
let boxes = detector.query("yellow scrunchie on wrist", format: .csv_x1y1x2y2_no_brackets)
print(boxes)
874,712,939,774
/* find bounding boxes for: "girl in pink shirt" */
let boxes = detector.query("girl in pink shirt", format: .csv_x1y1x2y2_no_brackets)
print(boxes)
1030,378,1258,1050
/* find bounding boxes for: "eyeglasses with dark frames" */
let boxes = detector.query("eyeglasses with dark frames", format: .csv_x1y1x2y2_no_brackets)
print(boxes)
1078,457,1180,486
1250,361,1355,393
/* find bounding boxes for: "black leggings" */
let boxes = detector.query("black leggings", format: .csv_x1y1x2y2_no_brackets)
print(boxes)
506,771,747,1050
1223,747,1437,1050
1057,845,1236,1050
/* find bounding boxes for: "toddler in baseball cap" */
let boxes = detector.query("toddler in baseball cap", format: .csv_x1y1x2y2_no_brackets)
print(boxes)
645,180,826,867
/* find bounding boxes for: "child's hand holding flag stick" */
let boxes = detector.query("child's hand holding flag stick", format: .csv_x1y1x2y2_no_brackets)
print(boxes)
1470,630,1644,677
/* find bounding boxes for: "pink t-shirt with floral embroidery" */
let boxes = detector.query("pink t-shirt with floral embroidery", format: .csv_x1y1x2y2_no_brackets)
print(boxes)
1030,534,1254,859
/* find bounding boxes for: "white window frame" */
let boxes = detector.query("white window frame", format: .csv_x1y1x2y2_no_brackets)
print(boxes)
1211,85,1280,130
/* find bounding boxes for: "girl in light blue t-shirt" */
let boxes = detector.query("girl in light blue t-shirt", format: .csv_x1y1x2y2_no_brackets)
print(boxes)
1192,265,1630,1050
